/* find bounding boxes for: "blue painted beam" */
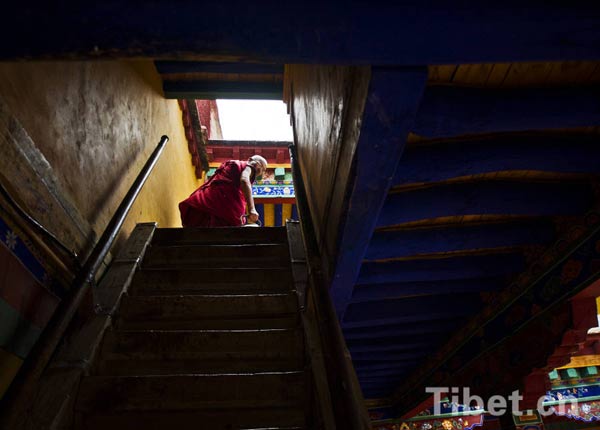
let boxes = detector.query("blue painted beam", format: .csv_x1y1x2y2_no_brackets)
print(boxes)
359,377,405,386
414,86,600,138
350,346,435,359
357,253,525,285
363,385,398,394
355,361,420,372
377,182,593,227
351,278,506,303
359,375,406,383
353,354,425,365
348,340,438,354
393,135,600,186
274,204,283,227
361,383,405,394
348,332,444,348
342,293,481,323
329,67,428,321
357,366,416,375
356,368,417,378
3,4,600,63
344,317,467,340
155,61,283,75
361,384,401,393
256,204,265,223
364,388,395,399
163,80,283,100
342,313,470,330
366,220,554,260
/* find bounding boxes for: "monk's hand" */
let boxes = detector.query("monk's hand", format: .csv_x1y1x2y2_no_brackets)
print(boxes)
248,209,259,223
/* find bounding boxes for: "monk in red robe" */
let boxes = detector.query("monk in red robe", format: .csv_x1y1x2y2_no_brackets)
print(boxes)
179,155,268,227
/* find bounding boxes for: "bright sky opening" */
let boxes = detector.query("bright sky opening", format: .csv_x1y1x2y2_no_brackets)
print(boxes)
216,99,293,142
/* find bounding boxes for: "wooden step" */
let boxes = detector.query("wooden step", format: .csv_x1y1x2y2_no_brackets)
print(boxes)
152,226,288,246
117,293,299,330
129,267,294,296
142,243,290,269
96,328,304,375
76,408,306,430
75,372,307,413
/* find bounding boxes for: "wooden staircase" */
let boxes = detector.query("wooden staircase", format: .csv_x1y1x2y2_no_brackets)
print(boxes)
73,226,312,429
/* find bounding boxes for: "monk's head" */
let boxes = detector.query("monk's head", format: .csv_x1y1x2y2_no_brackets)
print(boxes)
248,155,268,177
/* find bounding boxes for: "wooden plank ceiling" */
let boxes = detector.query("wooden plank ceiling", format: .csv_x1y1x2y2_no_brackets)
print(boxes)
341,60,600,401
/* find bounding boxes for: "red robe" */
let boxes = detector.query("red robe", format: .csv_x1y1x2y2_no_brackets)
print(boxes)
179,160,254,227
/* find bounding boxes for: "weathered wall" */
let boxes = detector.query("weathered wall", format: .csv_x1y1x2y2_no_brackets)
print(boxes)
0,60,199,247
285,65,370,279
0,60,199,400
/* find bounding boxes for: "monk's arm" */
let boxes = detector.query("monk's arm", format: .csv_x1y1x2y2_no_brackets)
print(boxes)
240,167,259,222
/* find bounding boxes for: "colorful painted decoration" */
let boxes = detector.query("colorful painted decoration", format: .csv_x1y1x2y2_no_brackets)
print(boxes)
546,385,600,401
551,400,600,422
252,185,295,197
513,410,544,430
373,415,485,430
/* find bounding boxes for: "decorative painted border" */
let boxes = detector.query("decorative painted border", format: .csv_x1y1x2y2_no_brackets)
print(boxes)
252,185,295,198
551,399,600,422
0,212,64,298
373,413,485,430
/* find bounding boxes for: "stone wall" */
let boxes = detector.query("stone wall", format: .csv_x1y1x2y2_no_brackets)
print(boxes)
0,60,199,250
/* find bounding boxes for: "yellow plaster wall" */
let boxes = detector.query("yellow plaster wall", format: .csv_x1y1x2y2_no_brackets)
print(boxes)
0,60,199,249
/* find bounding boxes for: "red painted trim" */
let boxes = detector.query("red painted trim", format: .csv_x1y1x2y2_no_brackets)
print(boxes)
178,99,205,179
207,144,291,164
196,100,211,136
254,198,296,205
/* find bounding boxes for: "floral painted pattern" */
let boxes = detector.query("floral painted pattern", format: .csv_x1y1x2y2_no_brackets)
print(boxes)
4,230,17,250
373,415,484,430
552,400,600,422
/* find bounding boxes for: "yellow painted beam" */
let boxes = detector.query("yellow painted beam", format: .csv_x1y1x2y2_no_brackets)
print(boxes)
282,204,292,224
263,204,275,227
557,355,600,369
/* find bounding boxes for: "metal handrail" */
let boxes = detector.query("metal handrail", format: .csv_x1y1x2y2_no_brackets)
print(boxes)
0,135,169,421
289,143,371,430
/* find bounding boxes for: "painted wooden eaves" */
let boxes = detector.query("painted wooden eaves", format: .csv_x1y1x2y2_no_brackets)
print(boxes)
155,61,283,99
330,62,600,402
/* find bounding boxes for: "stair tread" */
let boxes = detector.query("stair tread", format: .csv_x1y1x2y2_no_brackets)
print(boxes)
118,293,298,322
96,359,304,376
142,243,290,269
117,317,299,330
129,267,294,296
76,408,306,430
76,372,307,413
152,226,288,246
73,227,313,428
99,328,304,360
